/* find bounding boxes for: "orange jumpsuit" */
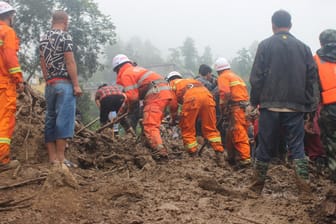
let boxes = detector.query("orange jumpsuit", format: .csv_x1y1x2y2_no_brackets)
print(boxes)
169,78,223,153
116,63,172,149
0,21,23,165
218,70,250,160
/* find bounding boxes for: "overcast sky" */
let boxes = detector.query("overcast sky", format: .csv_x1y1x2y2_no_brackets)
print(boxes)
95,0,335,60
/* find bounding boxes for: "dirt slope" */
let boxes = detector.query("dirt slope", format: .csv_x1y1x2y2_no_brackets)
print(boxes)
0,86,335,224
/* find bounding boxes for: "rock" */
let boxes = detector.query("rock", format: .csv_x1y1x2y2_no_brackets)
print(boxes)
198,197,211,208
158,203,180,211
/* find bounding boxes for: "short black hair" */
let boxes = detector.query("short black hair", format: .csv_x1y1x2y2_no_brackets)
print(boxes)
198,64,212,76
98,83,108,89
272,10,291,28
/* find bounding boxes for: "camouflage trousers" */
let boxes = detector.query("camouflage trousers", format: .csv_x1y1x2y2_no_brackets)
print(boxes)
318,109,336,173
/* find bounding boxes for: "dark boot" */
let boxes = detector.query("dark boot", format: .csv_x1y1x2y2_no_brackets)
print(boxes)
152,144,169,161
293,158,311,194
248,160,269,195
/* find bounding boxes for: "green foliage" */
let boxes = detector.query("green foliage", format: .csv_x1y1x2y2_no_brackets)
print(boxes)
231,47,253,80
94,36,166,83
11,0,116,81
76,91,99,125
198,46,213,68
168,47,183,68
230,41,259,90
180,37,198,75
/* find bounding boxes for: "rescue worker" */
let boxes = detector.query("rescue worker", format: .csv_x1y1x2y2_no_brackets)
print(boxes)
112,54,172,161
195,64,220,141
166,71,225,166
214,57,251,166
0,2,23,173
315,29,336,182
94,83,133,135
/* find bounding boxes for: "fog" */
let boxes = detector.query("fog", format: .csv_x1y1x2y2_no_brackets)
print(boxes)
96,0,335,59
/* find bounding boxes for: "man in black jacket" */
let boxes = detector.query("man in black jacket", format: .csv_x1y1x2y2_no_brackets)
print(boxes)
249,9,319,195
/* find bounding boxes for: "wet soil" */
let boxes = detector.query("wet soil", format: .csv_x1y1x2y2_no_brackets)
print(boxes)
0,86,335,224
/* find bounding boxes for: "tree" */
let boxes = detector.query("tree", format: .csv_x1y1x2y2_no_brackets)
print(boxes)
180,37,198,74
167,47,183,68
11,0,116,81
199,46,213,67
231,47,254,80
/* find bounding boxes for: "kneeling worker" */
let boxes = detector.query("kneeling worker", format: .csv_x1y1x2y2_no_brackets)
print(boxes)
166,71,225,166
95,83,133,134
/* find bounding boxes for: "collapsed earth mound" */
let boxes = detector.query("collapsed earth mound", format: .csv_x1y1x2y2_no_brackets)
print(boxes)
0,85,334,224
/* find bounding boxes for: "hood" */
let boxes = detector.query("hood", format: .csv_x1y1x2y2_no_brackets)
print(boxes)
317,43,336,63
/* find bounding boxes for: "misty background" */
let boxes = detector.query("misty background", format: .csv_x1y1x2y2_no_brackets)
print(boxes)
96,0,335,60
13,0,334,123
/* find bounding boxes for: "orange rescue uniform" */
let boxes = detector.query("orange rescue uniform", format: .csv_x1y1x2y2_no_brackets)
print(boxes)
169,78,224,153
314,55,336,105
0,21,23,165
116,63,172,149
218,69,250,160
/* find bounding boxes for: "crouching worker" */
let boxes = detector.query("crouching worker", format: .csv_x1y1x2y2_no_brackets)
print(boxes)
166,71,225,167
95,83,133,135
112,54,173,161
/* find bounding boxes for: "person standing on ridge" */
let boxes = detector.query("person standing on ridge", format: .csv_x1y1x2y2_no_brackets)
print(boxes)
249,9,318,195
314,29,336,182
0,1,24,173
40,10,82,168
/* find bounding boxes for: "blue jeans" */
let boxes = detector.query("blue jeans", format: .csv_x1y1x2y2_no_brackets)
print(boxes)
256,109,305,162
45,82,76,143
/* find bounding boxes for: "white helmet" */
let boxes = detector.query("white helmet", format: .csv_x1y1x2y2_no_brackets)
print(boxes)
0,2,15,15
112,54,131,71
214,57,231,71
166,71,182,81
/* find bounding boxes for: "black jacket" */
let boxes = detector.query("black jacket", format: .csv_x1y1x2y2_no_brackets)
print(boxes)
249,31,319,112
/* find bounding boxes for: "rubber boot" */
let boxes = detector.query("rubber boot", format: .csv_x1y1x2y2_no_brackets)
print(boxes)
215,151,226,168
293,158,311,194
0,160,20,173
152,144,168,161
248,160,269,195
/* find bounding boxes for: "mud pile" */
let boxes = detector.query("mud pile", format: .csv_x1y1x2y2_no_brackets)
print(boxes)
0,86,335,224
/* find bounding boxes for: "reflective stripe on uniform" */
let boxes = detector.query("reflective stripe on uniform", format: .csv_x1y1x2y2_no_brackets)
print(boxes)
137,71,154,85
123,71,154,92
229,80,246,87
0,39,3,46
124,84,138,92
9,67,22,74
0,138,11,144
146,85,171,96
185,141,198,149
208,136,221,143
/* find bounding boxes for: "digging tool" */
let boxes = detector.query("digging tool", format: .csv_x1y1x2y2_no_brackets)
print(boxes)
197,139,209,157
76,116,100,134
96,113,128,133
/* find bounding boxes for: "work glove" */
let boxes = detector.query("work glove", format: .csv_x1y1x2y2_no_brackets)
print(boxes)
246,105,259,120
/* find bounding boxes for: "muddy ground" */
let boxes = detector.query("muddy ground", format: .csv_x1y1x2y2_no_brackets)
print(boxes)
0,86,335,224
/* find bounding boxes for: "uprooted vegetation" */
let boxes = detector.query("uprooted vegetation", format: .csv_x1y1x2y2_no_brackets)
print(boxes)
0,86,335,224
